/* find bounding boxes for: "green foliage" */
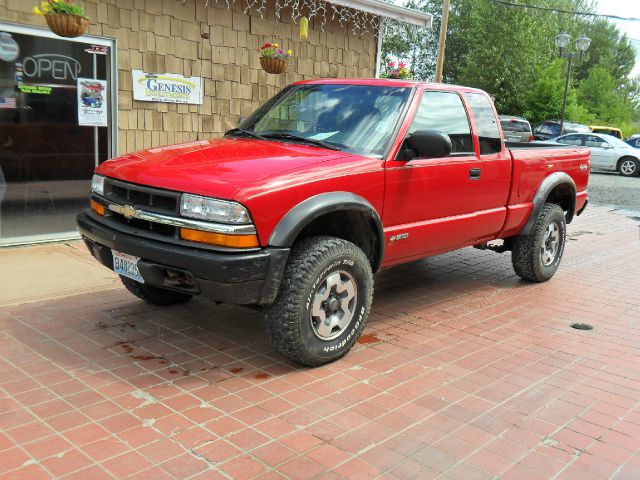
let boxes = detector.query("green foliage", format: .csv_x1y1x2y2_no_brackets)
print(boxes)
381,0,640,136
33,0,87,18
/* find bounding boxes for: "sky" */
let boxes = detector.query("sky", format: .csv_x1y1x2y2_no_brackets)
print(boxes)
596,0,640,77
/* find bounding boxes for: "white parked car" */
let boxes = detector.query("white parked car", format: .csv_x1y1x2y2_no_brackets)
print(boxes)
555,132,640,177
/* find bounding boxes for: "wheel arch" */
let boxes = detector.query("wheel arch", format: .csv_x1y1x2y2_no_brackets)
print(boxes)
520,172,576,236
268,192,385,272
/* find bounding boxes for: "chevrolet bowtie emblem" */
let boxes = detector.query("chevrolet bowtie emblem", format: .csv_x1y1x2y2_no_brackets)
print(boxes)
109,204,138,219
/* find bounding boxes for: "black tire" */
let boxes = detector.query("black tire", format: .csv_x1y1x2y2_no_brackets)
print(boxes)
120,276,193,305
618,157,639,177
264,236,373,367
512,203,566,283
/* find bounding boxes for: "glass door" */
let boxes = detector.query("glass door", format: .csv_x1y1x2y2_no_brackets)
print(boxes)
0,24,116,245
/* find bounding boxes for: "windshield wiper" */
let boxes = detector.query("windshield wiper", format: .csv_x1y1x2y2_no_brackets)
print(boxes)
260,132,341,151
224,128,265,140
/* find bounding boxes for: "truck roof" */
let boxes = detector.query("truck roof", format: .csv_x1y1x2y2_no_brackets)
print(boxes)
293,78,489,94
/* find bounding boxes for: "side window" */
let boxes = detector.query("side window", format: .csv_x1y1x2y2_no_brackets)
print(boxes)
584,135,608,148
558,135,582,146
408,91,473,155
464,93,502,154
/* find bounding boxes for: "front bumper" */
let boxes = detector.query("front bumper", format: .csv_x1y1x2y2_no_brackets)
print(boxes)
77,211,289,305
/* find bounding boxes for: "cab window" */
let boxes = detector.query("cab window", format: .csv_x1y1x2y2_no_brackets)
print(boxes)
408,91,473,155
464,93,502,154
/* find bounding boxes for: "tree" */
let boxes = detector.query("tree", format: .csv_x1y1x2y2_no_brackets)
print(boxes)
577,65,631,124
523,60,591,125
575,19,636,82
380,0,439,80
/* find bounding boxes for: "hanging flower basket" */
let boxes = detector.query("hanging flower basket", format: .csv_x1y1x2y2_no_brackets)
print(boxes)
45,13,88,38
259,43,292,75
260,57,289,74
33,1,89,39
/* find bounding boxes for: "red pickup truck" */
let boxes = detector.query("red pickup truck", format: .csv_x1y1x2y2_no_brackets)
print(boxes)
78,79,590,366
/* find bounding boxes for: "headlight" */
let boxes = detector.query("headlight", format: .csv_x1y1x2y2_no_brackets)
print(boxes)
180,194,251,224
91,174,105,195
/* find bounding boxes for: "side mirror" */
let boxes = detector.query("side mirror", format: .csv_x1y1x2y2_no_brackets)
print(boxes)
237,116,246,126
404,130,452,159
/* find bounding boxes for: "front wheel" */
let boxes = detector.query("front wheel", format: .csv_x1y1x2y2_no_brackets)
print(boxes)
618,157,639,177
511,203,566,283
264,236,373,367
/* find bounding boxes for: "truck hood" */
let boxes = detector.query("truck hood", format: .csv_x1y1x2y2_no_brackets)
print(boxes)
96,137,348,199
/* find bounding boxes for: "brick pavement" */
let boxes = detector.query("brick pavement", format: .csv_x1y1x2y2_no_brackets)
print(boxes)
1,204,639,480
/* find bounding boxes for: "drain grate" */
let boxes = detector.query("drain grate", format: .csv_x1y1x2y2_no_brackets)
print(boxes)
570,323,593,331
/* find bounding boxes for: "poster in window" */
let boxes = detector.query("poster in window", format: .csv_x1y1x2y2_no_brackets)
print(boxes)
77,78,107,126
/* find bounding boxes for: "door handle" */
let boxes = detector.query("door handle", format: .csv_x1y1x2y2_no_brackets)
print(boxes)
469,167,481,180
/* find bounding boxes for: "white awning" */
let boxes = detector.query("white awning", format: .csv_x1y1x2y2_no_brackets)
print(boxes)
328,0,432,27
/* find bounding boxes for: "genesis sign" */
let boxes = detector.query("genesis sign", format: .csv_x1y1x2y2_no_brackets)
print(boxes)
132,70,202,104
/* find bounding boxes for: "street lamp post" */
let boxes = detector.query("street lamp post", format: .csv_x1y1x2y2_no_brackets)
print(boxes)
555,32,591,135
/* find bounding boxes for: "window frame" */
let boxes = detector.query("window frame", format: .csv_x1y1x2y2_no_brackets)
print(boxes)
463,92,503,156
406,88,476,158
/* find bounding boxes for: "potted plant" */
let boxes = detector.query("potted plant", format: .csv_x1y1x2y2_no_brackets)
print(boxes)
33,0,89,38
384,61,412,80
259,43,293,75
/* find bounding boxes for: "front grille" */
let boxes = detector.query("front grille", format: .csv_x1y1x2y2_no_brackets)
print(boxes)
105,179,179,213
102,178,182,238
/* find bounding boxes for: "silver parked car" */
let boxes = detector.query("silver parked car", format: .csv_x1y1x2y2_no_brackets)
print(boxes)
499,115,533,142
555,132,640,177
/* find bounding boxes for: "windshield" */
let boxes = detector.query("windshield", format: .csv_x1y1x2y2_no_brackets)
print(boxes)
237,84,412,157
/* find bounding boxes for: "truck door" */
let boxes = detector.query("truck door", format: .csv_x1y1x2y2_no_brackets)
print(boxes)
383,89,507,263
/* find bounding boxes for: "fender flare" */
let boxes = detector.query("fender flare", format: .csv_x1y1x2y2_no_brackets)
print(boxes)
521,172,576,236
268,192,385,272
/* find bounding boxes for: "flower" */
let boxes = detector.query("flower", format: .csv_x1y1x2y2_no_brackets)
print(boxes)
33,6,43,14
287,49,292,55
272,43,279,48
398,62,406,68
388,61,396,68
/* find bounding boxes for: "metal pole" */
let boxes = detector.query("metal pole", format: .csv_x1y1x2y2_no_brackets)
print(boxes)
375,19,384,79
559,54,572,136
434,0,451,82
93,52,99,168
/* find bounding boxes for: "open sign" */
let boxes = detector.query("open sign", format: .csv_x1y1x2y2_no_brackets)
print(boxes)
22,53,81,81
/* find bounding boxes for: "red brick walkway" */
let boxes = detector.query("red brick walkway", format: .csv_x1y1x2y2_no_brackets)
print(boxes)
1,204,640,480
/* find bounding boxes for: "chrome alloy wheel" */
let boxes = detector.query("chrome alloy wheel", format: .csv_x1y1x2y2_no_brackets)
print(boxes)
620,159,637,176
310,270,358,341
541,222,560,266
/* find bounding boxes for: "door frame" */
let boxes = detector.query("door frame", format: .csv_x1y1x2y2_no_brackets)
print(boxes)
0,22,118,246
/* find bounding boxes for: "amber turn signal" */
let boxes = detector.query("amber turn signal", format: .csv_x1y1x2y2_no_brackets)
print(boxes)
90,200,105,216
180,228,259,248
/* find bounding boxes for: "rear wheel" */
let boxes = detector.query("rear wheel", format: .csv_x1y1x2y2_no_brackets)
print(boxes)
512,203,566,283
264,236,373,366
120,277,193,305
618,157,639,177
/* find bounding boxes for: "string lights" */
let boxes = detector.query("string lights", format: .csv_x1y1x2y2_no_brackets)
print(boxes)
206,0,383,37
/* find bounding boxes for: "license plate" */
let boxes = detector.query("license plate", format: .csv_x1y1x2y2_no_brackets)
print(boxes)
112,250,144,283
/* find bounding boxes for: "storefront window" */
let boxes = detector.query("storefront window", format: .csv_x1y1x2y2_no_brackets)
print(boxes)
0,25,115,245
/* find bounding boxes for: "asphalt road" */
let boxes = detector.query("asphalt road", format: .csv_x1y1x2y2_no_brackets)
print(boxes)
587,170,640,213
